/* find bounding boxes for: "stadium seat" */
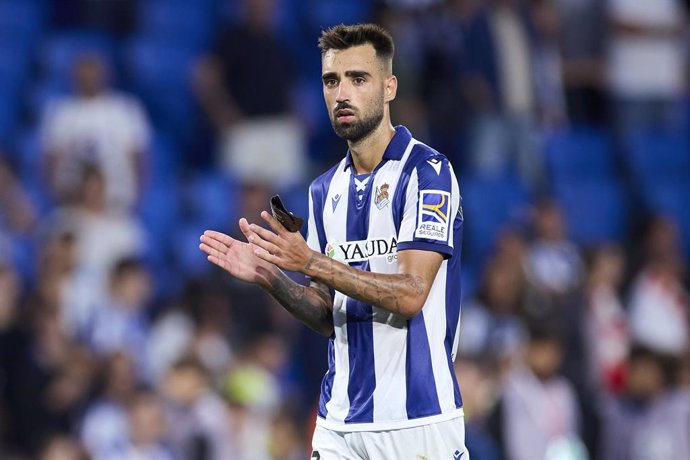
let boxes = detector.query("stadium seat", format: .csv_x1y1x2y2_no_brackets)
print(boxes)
302,0,372,31
460,174,530,264
125,37,198,136
182,171,238,230
544,125,616,183
623,130,690,188
553,179,630,247
138,1,214,50
0,0,45,45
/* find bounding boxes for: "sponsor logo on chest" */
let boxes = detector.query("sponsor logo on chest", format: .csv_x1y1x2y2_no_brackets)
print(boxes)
325,236,398,264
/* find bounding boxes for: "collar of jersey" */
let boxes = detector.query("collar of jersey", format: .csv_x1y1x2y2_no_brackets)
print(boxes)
343,125,412,172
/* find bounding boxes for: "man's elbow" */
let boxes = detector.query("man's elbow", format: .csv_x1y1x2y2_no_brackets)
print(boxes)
315,323,334,337
398,297,426,319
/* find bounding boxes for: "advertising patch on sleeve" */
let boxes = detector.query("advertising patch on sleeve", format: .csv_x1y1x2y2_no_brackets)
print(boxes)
415,190,451,242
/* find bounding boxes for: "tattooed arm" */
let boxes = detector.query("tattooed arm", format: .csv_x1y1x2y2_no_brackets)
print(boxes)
302,249,442,318
266,271,334,336
245,211,443,319
198,222,334,337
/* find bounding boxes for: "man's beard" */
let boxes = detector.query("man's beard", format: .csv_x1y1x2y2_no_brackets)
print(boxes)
331,106,384,144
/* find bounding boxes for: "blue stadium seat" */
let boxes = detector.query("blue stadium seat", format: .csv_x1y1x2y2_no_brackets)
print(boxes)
138,1,214,50
545,125,615,183
39,31,116,87
553,179,629,247
0,0,45,45
126,37,198,135
624,130,690,188
182,172,238,230
173,223,214,280
0,45,32,137
302,0,372,31
460,174,530,264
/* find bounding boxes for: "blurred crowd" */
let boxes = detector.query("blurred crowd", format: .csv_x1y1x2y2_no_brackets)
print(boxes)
0,0,689,459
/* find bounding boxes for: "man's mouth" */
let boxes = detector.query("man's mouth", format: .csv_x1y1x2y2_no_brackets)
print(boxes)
335,109,355,122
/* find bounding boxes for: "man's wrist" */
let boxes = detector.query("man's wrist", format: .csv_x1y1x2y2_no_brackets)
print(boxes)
302,251,323,279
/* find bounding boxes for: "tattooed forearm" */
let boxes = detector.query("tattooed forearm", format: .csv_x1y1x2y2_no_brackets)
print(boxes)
304,253,429,318
267,270,333,336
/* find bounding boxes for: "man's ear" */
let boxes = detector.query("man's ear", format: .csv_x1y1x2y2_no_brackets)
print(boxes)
384,75,397,103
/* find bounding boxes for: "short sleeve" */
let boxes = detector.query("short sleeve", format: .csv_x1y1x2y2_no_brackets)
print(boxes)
306,185,321,253
397,155,460,258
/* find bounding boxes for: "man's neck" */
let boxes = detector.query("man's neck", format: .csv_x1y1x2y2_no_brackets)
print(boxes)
348,122,396,175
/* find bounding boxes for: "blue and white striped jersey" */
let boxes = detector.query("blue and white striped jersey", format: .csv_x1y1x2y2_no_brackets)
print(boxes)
307,126,464,431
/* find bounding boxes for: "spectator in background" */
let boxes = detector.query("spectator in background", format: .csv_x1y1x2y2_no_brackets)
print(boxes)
599,345,690,460
460,256,527,368
553,0,608,125
100,391,175,460
583,245,629,394
606,0,688,134
523,199,584,306
0,159,37,235
194,0,306,188
38,436,90,460
628,250,688,356
419,0,480,166
41,53,150,211
85,258,152,379
42,166,146,335
223,334,287,460
80,352,139,459
498,322,586,460
463,0,559,189
455,358,501,460
160,357,234,460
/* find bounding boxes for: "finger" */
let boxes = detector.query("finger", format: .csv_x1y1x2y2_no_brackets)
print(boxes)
254,247,280,266
248,223,282,245
199,235,229,255
207,254,230,271
239,218,254,241
247,232,281,256
260,211,287,235
203,230,237,247
199,242,225,260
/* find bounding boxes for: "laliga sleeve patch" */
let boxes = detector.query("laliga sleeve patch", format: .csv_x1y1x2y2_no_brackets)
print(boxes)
415,190,451,241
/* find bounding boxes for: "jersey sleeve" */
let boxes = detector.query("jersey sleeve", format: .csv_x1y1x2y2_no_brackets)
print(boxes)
306,184,322,253
397,155,461,258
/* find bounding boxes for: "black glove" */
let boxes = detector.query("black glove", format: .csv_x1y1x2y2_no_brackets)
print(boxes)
269,195,304,232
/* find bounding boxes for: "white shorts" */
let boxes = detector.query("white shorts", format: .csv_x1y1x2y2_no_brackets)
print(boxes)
311,416,469,460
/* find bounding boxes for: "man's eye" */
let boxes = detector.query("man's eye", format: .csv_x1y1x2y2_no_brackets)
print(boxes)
353,77,365,85
325,80,338,87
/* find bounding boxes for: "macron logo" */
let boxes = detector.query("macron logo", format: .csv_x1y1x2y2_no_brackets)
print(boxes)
427,158,442,175
331,194,341,212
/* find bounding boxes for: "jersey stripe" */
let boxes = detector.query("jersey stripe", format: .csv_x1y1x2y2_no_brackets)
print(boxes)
445,170,464,409
405,310,442,418
344,171,376,423
318,339,336,418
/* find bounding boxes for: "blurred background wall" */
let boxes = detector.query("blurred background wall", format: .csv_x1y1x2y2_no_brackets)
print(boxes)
0,0,689,459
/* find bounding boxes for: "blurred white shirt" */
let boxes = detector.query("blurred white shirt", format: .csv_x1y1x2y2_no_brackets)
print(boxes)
607,0,685,98
42,91,150,210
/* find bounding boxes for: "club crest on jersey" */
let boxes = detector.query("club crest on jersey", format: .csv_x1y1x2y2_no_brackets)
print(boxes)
325,236,398,264
375,183,390,209
416,190,450,241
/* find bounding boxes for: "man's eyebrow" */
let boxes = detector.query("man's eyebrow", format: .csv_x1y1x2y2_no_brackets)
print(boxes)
344,70,371,78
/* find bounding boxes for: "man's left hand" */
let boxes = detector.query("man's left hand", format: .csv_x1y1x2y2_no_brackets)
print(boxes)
248,211,314,273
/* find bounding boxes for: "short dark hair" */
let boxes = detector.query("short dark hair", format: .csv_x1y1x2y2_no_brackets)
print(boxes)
318,23,394,62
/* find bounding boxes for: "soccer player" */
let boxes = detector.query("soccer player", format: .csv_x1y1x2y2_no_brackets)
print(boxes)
199,24,467,459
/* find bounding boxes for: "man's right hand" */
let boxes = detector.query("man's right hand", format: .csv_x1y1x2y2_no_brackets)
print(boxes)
199,218,276,289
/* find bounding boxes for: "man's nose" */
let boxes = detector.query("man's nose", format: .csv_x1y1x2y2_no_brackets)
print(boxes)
335,81,351,103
